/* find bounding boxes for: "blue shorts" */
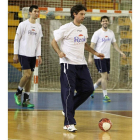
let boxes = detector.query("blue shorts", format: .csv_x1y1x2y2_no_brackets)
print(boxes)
94,59,110,74
18,55,36,71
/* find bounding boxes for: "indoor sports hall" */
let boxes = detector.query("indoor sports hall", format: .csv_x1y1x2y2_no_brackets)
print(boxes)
8,0,132,140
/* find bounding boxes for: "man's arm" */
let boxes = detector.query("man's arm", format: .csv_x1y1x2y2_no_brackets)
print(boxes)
112,42,126,58
35,37,42,65
13,34,21,63
13,24,22,63
51,39,66,58
88,43,96,64
36,25,43,65
37,56,42,65
85,43,104,59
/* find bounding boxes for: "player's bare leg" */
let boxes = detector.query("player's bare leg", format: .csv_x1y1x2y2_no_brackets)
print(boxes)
24,72,33,92
90,78,102,98
22,72,34,108
19,69,32,87
14,69,32,106
101,72,111,102
96,78,102,87
101,72,108,90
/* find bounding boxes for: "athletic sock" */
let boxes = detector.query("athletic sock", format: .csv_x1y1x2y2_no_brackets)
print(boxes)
16,87,23,95
18,86,23,91
23,93,29,102
94,83,98,90
25,92,30,95
103,90,107,97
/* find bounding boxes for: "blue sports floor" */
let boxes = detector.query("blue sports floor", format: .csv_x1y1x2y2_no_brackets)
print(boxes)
8,92,132,111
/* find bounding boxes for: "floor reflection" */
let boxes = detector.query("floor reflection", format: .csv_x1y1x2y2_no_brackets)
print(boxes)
98,132,111,140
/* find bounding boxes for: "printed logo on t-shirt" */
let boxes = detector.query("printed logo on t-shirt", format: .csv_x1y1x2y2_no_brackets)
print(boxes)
74,34,86,44
28,30,37,35
102,36,111,42
77,30,82,32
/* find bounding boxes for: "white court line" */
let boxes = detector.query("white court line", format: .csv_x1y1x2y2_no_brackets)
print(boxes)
8,139,20,140
71,110,132,119
95,111,132,119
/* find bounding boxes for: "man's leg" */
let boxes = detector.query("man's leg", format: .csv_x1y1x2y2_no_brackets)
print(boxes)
19,69,32,87
74,65,94,112
94,78,102,89
24,72,33,92
101,72,111,102
90,78,102,98
91,59,103,98
60,64,76,127
91,59,110,101
101,72,108,91
22,72,34,108
14,69,32,106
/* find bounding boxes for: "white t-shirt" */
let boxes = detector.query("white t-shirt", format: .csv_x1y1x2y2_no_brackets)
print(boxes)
53,22,88,65
14,19,43,57
91,28,116,59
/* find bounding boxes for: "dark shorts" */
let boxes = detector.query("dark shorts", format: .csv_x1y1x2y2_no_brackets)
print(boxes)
18,55,36,71
94,58,110,74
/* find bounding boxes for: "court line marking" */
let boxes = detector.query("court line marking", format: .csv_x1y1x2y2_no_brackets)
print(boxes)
8,139,20,140
75,110,132,118
8,110,132,118
95,111,132,118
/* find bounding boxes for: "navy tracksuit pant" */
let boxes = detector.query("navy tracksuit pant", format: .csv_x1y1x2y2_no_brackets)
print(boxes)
60,63,94,126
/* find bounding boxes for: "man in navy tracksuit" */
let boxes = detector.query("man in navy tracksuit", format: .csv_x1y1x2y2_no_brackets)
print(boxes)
51,4,104,132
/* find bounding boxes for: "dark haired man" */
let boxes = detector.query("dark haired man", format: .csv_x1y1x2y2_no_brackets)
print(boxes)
88,16,126,102
13,5,43,108
51,4,104,132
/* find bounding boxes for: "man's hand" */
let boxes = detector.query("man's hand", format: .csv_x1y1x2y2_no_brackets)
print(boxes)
13,55,19,63
38,56,42,65
121,52,126,58
58,52,66,58
96,53,104,59
88,57,93,64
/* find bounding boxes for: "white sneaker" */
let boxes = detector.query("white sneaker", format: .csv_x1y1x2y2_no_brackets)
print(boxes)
63,125,77,132
62,111,65,116
63,126,67,130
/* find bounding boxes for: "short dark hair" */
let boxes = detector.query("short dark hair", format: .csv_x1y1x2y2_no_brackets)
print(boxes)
70,4,87,19
101,16,109,22
29,5,38,12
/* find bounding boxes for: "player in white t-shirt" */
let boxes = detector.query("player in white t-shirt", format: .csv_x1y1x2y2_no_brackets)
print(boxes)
13,5,43,108
51,4,104,132
88,16,126,102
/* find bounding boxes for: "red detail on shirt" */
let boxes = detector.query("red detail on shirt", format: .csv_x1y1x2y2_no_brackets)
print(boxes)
79,34,83,36
32,29,35,31
105,36,108,37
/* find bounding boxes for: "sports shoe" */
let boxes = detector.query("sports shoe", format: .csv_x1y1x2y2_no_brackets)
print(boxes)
90,91,94,98
103,95,111,102
14,93,22,106
63,126,68,130
63,125,77,132
22,99,34,108
62,111,65,116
